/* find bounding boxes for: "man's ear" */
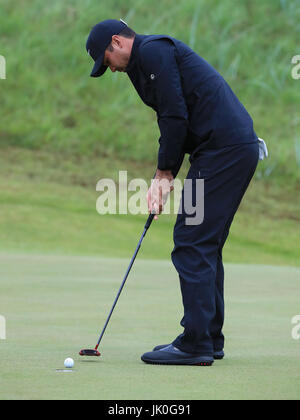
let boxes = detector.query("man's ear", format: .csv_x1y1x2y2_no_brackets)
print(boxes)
111,35,122,48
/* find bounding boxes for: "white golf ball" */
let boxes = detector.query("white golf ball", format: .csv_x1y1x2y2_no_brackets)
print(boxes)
64,358,74,369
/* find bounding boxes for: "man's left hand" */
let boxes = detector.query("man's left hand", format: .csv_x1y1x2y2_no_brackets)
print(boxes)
147,169,174,219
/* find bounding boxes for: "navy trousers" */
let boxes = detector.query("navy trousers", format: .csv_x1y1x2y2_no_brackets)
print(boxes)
171,141,259,356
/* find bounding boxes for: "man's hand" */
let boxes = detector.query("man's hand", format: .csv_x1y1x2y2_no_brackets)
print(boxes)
147,169,174,220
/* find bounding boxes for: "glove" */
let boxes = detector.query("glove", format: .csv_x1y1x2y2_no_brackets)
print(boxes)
258,137,268,160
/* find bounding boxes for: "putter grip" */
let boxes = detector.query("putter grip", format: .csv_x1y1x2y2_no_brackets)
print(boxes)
144,213,155,231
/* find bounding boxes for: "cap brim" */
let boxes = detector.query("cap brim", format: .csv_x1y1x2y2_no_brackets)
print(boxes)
90,52,108,78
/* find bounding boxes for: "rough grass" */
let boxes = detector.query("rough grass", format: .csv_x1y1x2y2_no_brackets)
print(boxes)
0,0,299,185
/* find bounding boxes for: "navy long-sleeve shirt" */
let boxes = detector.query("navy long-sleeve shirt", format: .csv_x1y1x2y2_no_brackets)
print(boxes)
126,34,257,177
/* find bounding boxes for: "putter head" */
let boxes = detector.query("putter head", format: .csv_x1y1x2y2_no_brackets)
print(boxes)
79,349,101,357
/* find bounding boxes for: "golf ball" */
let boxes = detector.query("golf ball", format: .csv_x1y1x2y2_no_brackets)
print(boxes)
64,358,74,369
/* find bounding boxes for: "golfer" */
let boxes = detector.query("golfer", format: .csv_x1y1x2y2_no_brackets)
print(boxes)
86,19,268,366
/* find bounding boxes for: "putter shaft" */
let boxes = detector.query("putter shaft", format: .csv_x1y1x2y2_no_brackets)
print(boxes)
94,213,155,350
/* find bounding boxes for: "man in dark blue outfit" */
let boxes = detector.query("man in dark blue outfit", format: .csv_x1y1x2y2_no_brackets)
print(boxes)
86,19,268,366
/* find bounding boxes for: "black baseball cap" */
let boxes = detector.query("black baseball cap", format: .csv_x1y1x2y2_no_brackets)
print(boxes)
86,19,128,78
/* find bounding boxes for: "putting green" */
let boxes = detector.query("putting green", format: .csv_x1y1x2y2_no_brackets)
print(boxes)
0,254,299,400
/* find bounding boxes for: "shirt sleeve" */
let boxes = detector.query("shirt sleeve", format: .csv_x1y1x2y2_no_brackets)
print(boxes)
139,39,188,174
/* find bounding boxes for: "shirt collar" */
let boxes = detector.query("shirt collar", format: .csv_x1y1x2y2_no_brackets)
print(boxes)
125,34,147,73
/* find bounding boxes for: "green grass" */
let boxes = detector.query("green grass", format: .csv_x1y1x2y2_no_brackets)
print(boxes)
0,0,299,185
0,254,299,400
0,0,299,400
0,0,299,264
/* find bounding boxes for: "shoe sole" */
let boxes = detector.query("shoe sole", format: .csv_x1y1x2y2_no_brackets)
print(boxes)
142,361,213,366
153,346,224,360
214,353,224,360
141,357,214,366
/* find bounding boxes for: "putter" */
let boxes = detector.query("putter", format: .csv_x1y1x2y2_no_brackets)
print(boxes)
79,213,155,357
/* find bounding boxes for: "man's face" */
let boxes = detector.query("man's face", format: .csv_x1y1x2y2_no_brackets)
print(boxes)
103,35,132,73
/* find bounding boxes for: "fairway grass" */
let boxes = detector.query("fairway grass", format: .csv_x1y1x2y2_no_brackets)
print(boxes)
0,254,299,400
